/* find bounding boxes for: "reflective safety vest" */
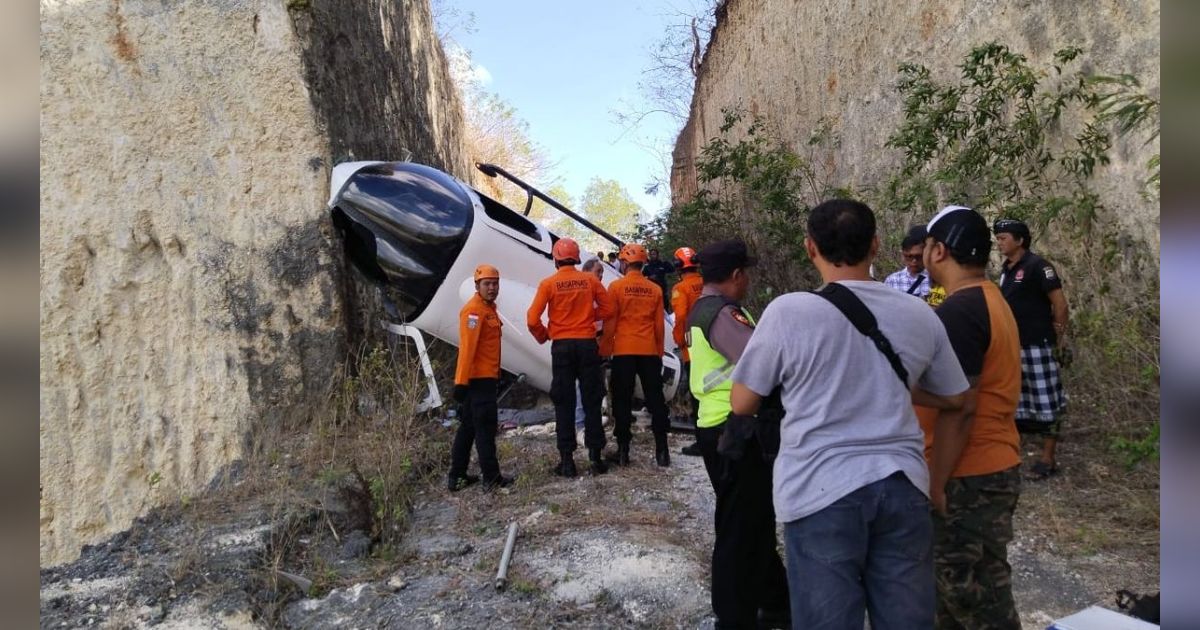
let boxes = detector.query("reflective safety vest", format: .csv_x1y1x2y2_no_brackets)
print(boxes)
687,296,755,428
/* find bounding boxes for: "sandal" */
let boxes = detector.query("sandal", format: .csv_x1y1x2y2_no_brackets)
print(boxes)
1027,460,1058,481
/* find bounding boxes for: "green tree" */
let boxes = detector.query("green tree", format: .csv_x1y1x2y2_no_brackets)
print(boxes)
527,184,584,242
576,178,642,253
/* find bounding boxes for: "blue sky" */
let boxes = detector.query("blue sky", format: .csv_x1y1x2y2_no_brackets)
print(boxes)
442,1,699,218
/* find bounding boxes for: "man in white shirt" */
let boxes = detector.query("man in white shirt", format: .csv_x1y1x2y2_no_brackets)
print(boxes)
884,224,932,300
731,199,968,630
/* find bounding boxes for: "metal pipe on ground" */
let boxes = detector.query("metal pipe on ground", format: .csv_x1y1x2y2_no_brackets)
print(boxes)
495,521,519,590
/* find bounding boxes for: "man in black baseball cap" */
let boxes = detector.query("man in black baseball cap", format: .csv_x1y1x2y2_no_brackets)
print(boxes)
696,239,758,281
919,205,1024,629
993,217,1070,480
927,206,991,265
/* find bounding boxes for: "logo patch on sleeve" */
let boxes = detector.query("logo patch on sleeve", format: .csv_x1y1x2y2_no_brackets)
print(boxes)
467,314,479,329
1044,266,1056,279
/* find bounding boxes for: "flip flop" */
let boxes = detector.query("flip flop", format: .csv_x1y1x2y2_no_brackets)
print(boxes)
1027,460,1058,481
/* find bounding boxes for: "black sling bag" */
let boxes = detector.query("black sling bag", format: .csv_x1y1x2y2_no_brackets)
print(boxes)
810,282,910,386
906,274,925,295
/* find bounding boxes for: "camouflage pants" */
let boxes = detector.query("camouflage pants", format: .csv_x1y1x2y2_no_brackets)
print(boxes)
933,466,1022,630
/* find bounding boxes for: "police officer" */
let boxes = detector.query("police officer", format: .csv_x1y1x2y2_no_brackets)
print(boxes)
448,264,514,491
672,247,704,456
600,243,671,467
527,238,616,477
688,240,789,629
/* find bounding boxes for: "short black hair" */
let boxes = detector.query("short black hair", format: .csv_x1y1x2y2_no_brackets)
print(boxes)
993,219,1032,249
627,261,644,271
806,199,876,265
901,225,927,249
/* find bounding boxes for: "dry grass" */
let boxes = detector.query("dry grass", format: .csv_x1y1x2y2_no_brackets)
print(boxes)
163,338,456,621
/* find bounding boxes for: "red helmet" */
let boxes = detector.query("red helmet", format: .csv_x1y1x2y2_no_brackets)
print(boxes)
619,243,649,264
473,264,500,282
552,237,581,263
673,246,698,270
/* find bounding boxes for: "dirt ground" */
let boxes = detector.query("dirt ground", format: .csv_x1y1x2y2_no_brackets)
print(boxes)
40,418,1159,629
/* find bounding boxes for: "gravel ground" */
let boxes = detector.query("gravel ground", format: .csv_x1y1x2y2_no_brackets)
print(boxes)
39,422,1158,629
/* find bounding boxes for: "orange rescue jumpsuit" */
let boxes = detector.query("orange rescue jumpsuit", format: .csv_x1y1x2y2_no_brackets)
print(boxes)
601,268,670,449
526,266,615,454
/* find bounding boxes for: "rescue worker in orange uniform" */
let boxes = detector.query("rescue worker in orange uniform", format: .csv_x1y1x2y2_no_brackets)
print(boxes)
600,243,672,467
527,238,616,477
671,246,705,457
448,264,514,491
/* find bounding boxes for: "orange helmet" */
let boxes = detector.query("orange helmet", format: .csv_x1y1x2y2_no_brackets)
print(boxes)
619,243,649,264
552,237,581,263
673,246,699,270
473,264,500,282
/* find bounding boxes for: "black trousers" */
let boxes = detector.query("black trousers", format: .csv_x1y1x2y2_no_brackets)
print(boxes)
550,338,605,453
698,425,790,627
609,354,670,445
681,360,699,427
697,424,724,490
449,378,500,481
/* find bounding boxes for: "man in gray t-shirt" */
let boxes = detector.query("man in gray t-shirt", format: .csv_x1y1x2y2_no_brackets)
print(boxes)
731,199,968,630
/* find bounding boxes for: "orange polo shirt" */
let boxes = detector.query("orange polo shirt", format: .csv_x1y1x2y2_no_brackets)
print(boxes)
671,272,704,361
599,269,665,357
455,293,502,385
526,266,615,343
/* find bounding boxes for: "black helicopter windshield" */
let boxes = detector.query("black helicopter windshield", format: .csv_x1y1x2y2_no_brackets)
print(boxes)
330,162,475,321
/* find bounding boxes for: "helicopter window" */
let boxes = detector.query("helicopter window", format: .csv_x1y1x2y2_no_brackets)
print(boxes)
477,190,542,240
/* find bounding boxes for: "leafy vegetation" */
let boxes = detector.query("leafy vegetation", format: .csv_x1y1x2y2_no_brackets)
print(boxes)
632,109,846,310
647,42,1159,461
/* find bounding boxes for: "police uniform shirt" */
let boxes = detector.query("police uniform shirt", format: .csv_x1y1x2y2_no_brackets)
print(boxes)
998,251,1062,346
697,286,755,363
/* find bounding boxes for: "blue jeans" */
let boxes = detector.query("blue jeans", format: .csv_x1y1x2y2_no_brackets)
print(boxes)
783,471,934,630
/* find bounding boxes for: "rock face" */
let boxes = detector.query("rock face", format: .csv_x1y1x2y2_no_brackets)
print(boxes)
672,0,1160,247
40,0,469,566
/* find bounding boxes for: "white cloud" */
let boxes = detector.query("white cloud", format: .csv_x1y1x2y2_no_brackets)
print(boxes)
446,44,493,90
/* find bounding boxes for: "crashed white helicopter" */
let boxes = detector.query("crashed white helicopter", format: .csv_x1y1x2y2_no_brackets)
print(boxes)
328,160,683,412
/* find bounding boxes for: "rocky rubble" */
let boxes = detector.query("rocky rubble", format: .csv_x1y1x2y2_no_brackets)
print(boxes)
39,428,1156,629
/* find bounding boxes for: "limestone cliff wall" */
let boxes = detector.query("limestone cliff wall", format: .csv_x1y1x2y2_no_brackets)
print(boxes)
40,0,469,566
673,0,1159,248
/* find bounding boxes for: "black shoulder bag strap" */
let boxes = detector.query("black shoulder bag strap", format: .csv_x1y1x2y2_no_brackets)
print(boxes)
685,294,738,348
811,283,909,386
905,274,925,295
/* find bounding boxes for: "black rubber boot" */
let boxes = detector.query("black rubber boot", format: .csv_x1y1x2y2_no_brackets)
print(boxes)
589,448,609,475
680,441,702,456
617,443,631,466
554,451,577,478
655,433,671,467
